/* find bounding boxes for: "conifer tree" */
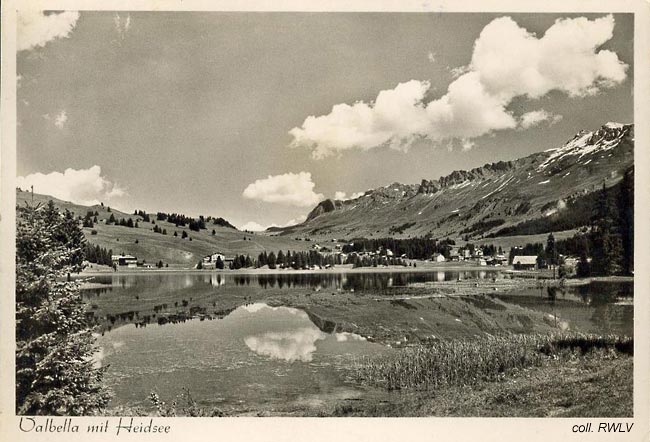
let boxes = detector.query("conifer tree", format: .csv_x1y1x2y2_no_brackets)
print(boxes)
16,202,110,415
591,183,623,275
277,250,285,268
618,167,634,275
546,233,557,277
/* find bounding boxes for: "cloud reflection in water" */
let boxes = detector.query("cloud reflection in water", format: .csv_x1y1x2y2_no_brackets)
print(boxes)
245,327,326,362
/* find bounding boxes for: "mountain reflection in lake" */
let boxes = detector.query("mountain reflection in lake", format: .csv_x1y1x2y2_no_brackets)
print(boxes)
84,269,498,293
95,303,387,413
85,271,632,413
495,281,633,336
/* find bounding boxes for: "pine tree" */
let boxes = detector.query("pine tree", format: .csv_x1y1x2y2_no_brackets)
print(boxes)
546,233,557,278
591,183,623,275
16,202,110,415
268,252,277,269
619,167,634,275
277,250,285,268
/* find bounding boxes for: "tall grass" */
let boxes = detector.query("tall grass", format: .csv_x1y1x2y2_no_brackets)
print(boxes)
354,333,632,391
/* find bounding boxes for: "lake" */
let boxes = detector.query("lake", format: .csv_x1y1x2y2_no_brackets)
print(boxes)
82,271,633,414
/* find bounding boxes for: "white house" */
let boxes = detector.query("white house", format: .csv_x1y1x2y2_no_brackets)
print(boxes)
203,252,226,269
432,253,446,263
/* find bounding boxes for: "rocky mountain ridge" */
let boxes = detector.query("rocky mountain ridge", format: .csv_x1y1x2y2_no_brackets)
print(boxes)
274,122,633,240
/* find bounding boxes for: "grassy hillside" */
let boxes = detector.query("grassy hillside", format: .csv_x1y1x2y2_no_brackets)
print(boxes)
467,229,579,250
16,190,313,268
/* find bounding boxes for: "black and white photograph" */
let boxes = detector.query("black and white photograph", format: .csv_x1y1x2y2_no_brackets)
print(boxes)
1,1,649,440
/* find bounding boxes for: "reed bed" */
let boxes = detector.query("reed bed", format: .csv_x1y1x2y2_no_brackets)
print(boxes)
354,333,632,391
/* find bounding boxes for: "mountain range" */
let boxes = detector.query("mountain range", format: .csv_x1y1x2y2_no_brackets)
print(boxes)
268,122,634,241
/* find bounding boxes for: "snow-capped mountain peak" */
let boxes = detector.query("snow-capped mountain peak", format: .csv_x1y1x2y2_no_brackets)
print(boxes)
537,123,632,172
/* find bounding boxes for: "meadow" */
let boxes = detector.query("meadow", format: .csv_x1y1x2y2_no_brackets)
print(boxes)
329,333,634,417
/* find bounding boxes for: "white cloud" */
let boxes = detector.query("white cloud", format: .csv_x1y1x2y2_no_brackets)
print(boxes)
243,172,324,207
519,109,563,129
54,110,68,128
17,165,126,206
240,215,307,232
244,327,326,362
290,15,627,158
334,190,365,201
335,332,366,342
427,51,436,63
17,9,80,51
471,15,626,100
280,215,307,227
240,221,266,232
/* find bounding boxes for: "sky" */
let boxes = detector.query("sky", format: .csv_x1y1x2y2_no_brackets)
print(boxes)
16,11,633,230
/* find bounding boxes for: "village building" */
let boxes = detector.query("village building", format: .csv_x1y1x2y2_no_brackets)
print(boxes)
202,252,226,269
512,255,538,270
111,254,138,268
487,254,508,266
432,253,446,263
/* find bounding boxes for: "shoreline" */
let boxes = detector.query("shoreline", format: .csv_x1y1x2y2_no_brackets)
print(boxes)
79,262,501,276
78,264,634,285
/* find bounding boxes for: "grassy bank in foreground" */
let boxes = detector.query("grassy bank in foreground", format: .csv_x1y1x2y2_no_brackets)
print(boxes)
327,333,632,417
353,333,632,390
330,353,632,417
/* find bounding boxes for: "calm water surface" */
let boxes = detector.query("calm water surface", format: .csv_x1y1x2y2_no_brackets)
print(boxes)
84,271,633,413
96,302,387,413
